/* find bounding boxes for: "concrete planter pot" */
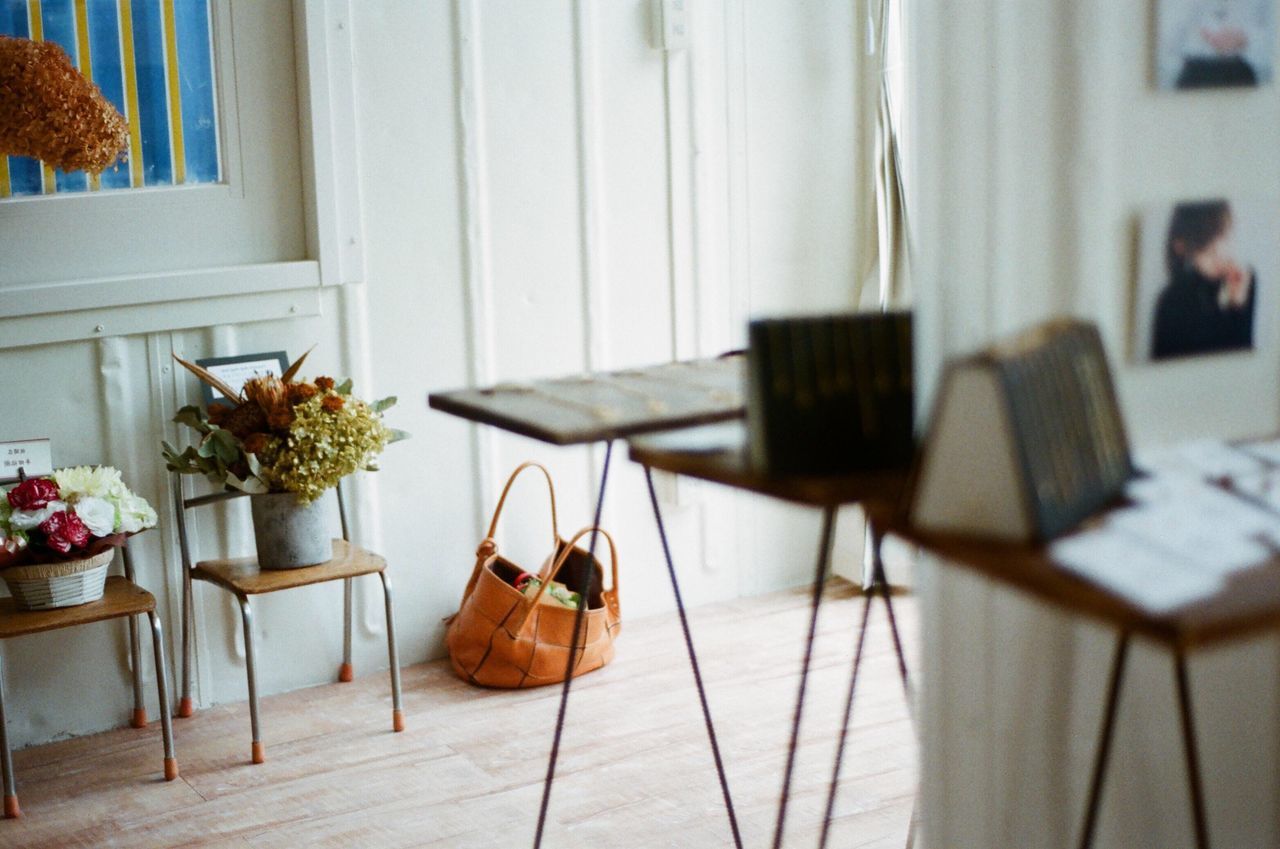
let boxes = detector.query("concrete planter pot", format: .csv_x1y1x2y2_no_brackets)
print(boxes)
250,492,332,570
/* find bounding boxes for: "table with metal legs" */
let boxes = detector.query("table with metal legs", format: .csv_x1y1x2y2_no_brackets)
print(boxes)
867,501,1280,849
630,426,916,849
429,355,748,848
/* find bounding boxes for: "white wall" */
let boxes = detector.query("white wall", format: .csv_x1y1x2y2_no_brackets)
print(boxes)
0,0,867,750
909,0,1280,845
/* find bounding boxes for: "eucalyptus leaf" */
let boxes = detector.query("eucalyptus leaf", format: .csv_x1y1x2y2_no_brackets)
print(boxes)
370,396,398,413
386,428,411,444
172,405,212,434
334,378,354,396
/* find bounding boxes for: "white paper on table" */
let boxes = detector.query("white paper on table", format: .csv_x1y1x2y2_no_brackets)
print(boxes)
1136,439,1266,482
1239,439,1280,467
1106,501,1272,577
1050,526,1225,614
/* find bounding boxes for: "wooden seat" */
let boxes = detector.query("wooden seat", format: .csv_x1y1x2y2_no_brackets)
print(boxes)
0,549,177,819
192,540,385,596
0,577,154,640
171,478,404,765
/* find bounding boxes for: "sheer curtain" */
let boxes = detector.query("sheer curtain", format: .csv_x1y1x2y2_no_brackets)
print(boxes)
871,0,910,309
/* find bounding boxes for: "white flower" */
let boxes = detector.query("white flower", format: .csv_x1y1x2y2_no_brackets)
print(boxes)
53,466,126,501
74,496,117,537
117,494,157,534
8,500,67,530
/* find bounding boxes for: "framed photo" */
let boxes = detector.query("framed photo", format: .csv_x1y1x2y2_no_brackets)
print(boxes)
1131,199,1279,363
1156,0,1275,90
195,351,289,406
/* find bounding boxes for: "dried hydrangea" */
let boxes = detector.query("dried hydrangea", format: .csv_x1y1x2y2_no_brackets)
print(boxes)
255,391,392,504
0,36,128,174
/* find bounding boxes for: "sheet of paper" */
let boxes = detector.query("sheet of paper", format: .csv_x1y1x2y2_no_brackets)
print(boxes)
1135,438,1265,481
1106,501,1272,577
1238,439,1280,467
1051,526,1224,614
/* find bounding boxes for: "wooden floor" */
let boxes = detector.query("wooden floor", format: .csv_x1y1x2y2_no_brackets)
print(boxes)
2,582,917,849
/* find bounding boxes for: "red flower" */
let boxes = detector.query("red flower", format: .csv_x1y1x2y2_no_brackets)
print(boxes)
7,477,60,511
39,511,90,554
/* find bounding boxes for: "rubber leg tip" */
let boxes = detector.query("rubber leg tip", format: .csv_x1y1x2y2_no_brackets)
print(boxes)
251,742,265,765
3,796,19,819
177,697,194,719
393,709,405,733
164,758,179,781
131,708,148,729
338,662,354,683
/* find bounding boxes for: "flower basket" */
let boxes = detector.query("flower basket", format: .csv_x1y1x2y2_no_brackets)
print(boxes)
2,548,113,610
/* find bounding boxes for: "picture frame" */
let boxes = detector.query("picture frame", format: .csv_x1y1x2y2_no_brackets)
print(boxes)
195,351,289,406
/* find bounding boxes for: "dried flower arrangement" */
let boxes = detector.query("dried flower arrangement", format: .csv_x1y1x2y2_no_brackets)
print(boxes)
0,35,128,174
162,349,407,504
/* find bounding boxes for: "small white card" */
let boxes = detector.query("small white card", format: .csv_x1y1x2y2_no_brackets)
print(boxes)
0,438,53,483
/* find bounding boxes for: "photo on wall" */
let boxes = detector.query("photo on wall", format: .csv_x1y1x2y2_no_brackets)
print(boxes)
1156,0,1275,89
1132,199,1279,363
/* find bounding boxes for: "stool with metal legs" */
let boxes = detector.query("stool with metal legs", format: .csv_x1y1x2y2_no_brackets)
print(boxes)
170,476,403,764
0,542,177,818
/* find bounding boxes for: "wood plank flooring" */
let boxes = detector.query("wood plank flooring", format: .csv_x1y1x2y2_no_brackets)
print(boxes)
1,581,917,848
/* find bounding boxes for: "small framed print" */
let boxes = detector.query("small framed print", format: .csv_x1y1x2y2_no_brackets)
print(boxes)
0,438,54,484
195,352,289,406
1156,0,1275,90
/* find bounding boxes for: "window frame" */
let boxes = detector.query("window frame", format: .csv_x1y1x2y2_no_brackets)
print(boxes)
0,0,363,350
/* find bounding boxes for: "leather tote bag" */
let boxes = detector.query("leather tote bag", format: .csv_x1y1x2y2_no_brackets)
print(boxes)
446,462,621,688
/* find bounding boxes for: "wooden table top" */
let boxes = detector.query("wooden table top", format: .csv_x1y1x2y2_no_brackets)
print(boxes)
428,355,746,446
628,422,911,508
866,500,1280,650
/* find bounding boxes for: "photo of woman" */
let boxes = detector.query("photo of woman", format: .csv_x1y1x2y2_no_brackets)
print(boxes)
1157,0,1274,90
1132,199,1277,364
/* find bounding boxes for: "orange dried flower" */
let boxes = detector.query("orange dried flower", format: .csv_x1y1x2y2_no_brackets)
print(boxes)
207,402,231,425
315,376,335,392
321,394,345,412
0,36,128,174
287,382,318,404
267,408,295,430
242,432,269,455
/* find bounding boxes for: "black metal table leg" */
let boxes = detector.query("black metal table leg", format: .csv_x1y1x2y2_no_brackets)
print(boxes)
1174,650,1210,849
1078,631,1131,849
820,523,916,849
533,440,614,849
772,506,838,849
644,467,744,849
819,572,873,849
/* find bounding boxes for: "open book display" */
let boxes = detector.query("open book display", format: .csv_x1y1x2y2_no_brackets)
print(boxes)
911,318,1133,542
746,311,914,476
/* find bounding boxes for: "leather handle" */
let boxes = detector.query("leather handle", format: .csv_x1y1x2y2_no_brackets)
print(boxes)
486,462,559,545
512,526,619,629
459,462,560,609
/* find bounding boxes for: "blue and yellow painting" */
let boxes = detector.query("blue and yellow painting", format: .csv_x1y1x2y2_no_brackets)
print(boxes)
0,0,220,198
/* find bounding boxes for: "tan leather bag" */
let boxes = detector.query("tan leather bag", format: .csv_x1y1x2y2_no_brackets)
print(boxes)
446,462,621,688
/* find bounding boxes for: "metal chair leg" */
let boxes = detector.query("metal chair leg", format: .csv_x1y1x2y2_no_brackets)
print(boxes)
127,613,147,728
237,595,264,765
339,577,354,683
122,545,147,727
178,568,195,718
379,571,404,732
644,467,743,849
772,505,838,849
1175,650,1210,849
1078,631,1131,849
147,611,179,781
0,651,18,818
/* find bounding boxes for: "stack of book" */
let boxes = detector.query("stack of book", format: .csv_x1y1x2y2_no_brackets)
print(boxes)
746,311,915,476
911,318,1132,542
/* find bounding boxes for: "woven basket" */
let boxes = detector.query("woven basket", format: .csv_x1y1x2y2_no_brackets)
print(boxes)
2,549,113,610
